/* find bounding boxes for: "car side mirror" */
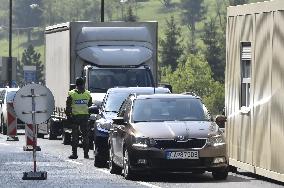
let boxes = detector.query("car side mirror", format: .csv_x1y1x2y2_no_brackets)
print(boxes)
215,115,227,129
112,117,125,125
158,83,172,93
89,105,99,114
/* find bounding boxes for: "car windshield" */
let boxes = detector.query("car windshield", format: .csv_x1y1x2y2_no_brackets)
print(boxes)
132,98,209,122
6,91,17,102
105,92,130,112
88,69,153,93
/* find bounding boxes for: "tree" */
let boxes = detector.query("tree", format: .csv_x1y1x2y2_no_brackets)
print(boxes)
202,18,225,82
180,0,206,54
159,16,183,70
159,0,172,8
161,54,224,114
17,45,44,84
229,0,248,6
124,5,138,22
13,0,44,42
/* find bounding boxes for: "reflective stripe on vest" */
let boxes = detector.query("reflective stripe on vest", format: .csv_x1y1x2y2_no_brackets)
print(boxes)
68,89,91,115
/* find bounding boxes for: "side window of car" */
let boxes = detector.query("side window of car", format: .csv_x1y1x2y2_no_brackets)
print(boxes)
117,99,128,117
0,90,6,101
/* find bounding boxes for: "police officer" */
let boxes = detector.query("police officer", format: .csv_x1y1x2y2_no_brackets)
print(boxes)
66,77,92,159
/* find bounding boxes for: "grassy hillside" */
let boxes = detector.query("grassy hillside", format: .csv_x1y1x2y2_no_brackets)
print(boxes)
0,0,266,64
0,29,44,62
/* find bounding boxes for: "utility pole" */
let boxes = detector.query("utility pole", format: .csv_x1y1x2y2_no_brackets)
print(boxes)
101,0,104,22
8,0,12,87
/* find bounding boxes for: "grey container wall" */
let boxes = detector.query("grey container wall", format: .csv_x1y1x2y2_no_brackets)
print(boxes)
226,0,284,182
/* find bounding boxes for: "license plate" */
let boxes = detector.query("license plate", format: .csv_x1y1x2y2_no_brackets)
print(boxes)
166,151,199,159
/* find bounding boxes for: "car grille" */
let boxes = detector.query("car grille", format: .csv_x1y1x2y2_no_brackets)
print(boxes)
155,139,206,149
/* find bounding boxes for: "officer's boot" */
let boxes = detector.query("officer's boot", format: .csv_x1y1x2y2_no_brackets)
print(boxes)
69,149,78,159
84,150,89,159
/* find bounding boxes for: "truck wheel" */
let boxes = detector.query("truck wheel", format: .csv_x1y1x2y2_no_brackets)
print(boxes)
212,169,229,180
62,132,71,145
109,144,122,174
48,119,57,140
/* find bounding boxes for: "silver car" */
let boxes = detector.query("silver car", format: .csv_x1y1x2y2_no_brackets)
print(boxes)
0,87,25,134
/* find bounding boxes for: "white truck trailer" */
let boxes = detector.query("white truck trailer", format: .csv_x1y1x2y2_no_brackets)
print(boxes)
45,21,158,140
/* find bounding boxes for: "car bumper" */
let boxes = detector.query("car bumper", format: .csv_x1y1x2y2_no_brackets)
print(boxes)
127,144,228,172
95,128,109,138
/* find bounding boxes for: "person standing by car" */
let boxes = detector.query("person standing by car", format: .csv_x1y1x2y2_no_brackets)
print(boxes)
66,77,92,159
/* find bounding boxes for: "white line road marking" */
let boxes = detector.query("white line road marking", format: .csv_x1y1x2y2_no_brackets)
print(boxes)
96,168,161,188
0,143,10,146
137,182,162,188
96,168,110,174
65,160,83,165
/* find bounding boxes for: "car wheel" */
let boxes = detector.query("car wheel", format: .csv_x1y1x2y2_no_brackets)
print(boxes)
109,144,122,174
0,115,3,133
37,133,45,139
229,165,238,173
212,169,229,180
94,155,106,167
123,149,135,180
89,133,94,150
1,115,7,135
62,132,71,145
94,143,107,167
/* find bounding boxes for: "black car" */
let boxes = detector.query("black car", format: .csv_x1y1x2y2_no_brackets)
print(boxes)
93,87,170,167
109,94,228,180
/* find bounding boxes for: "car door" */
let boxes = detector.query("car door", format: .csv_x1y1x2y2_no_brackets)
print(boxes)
116,100,131,160
111,99,130,163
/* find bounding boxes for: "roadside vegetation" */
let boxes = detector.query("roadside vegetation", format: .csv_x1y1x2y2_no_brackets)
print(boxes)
0,0,265,114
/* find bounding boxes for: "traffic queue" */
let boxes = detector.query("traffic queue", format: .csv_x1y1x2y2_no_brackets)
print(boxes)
0,79,228,181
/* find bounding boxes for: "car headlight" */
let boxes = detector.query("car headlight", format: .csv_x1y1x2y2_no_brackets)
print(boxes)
207,135,225,147
132,137,156,148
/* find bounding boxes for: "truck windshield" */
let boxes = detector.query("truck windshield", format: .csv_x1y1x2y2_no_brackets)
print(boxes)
88,69,153,93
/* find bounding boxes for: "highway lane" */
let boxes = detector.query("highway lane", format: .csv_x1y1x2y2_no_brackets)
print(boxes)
0,133,283,188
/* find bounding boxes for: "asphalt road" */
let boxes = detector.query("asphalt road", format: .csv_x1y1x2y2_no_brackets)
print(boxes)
0,133,283,188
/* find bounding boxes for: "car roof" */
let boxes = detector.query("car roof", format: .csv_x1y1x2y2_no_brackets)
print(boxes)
135,93,199,100
106,87,170,95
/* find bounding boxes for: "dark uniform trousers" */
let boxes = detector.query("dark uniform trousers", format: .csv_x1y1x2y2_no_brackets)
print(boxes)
71,116,90,154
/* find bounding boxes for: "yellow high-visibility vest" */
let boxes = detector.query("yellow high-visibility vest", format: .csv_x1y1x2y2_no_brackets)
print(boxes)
68,89,91,115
